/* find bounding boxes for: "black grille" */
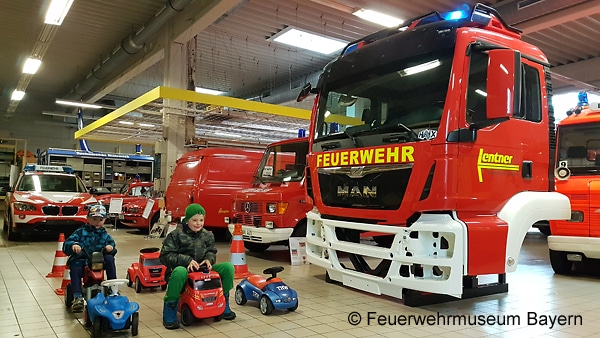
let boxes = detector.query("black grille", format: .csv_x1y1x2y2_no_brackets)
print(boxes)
42,206,60,216
62,206,79,216
202,296,217,302
149,268,162,274
237,201,260,213
318,167,411,209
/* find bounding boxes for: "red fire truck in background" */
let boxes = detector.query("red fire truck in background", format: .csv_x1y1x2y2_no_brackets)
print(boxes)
229,137,310,252
299,4,571,305
548,93,600,274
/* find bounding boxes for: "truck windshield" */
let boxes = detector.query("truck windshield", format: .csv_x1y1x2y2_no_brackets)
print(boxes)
557,123,600,175
17,174,87,192
314,49,453,147
256,140,309,183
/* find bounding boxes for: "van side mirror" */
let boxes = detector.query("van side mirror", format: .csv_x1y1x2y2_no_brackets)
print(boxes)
296,83,319,102
486,49,521,120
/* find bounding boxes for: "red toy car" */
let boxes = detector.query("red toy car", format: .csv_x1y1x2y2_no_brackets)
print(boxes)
179,266,226,326
126,248,167,293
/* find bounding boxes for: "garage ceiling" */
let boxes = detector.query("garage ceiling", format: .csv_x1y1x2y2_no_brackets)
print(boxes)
2,0,600,146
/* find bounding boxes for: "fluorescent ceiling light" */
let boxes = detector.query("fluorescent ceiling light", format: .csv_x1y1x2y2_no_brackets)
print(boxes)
119,121,134,125
56,99,103,109
353,9,403,28
398,59,441,76
214,131,241,138
195,87,225,95
44,0,74,25
270,27,348,55
23,58,42,74
11,90,25,101
138,123,155,127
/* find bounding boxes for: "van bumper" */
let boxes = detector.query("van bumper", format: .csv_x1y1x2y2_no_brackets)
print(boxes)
228,224,293,244
548,235,600,259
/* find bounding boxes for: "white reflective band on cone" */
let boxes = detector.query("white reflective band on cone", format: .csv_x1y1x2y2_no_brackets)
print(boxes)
230,253,246,265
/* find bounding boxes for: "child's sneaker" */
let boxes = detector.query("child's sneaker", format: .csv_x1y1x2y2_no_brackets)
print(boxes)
71,297,84,313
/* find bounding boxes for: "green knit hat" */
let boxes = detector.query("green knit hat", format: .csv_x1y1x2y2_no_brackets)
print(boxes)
184,203,206,223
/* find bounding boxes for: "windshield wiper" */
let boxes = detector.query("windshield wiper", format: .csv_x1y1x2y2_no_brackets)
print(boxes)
378,122,419,142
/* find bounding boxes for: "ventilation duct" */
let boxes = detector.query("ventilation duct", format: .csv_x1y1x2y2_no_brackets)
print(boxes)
66,0,193,101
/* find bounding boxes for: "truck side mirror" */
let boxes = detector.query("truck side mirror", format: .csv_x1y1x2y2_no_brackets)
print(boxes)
296,83,319,102
486,49,521,121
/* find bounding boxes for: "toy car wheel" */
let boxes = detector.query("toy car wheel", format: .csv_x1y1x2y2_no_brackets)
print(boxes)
65,283,73,308
161,284,167,291
180,305,194,326
131,312,139,336
135,277,142,293
126,272,133,287
214,313,223,322
91,317,102,338
84,305,92,327
259,295,274,315
288,299,298,312
235,286,247,305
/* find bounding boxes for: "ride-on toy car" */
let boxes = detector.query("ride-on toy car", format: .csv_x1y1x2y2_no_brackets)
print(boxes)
86,279,140,338
65,250,105,312
235,266,298,315
179,264,226,326
126,247,167,293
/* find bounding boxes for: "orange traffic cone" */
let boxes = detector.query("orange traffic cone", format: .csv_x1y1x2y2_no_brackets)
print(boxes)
47,233,67,278
55,268,70,296
230,223,251,278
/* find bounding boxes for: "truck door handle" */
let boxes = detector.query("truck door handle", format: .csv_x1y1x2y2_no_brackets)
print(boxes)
522,161,532,179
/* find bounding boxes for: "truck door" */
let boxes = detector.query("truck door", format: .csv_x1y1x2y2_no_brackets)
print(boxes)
457,48,547,213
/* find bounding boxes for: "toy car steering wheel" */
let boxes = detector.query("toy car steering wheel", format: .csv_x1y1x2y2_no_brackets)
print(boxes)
101,279,130,296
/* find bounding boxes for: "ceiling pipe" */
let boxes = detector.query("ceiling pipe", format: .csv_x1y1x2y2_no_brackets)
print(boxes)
66,0,193,101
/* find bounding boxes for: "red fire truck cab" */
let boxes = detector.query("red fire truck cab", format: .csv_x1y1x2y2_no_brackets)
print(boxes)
229,137,310,252
301,4,571,305
548,95,600,274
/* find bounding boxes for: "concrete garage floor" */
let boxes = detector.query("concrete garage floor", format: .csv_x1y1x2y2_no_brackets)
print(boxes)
1,218,600,338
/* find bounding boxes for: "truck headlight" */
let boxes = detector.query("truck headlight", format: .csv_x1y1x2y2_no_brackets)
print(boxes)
14,202,36,211
266,203,277,213
569,211,584,222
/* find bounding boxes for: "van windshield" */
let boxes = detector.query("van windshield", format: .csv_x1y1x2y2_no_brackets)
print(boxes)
256,140,309,183
557,123,600,176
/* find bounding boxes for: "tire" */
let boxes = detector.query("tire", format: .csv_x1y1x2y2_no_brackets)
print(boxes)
538,225,551,236
235,286,247,305
135,277,142,293
84,305,92,327
127,273,133,287
147,213,160,234
288,299,298,312
259,295,274,315
92,318,102,338
131,312,139,336
65,284,73,308
291,220,307,237
214,313,223,322
245,242,270,253
7,214,21,241
161,284,167,291
550,249,573,274
181,305,194,326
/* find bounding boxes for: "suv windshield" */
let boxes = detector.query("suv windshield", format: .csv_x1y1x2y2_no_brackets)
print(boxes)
17,174,87,192
256,140,309,183
314,49,453,147
557,123,600,176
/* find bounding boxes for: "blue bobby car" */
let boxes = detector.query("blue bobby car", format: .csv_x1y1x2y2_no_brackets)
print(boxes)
235,266,298,315
86,279,140,338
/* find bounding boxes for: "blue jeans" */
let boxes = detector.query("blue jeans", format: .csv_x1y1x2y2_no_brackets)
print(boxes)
69,254,116,298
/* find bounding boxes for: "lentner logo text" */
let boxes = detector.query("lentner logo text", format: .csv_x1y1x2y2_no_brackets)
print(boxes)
477,148,519,182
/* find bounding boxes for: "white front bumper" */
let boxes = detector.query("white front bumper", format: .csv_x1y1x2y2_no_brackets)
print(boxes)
548,235,600,259
227,224,294,244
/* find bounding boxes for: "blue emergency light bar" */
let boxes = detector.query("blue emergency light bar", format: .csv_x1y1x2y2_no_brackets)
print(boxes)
24,164,75,174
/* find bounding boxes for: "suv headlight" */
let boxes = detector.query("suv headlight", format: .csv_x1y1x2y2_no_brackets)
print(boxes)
14,202,36,211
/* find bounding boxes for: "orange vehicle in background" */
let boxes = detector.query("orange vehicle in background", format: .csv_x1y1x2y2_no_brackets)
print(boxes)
548,93,600,274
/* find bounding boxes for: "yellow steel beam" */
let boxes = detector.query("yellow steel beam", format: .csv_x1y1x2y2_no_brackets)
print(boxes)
74,86,362,140
74,87,161,139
